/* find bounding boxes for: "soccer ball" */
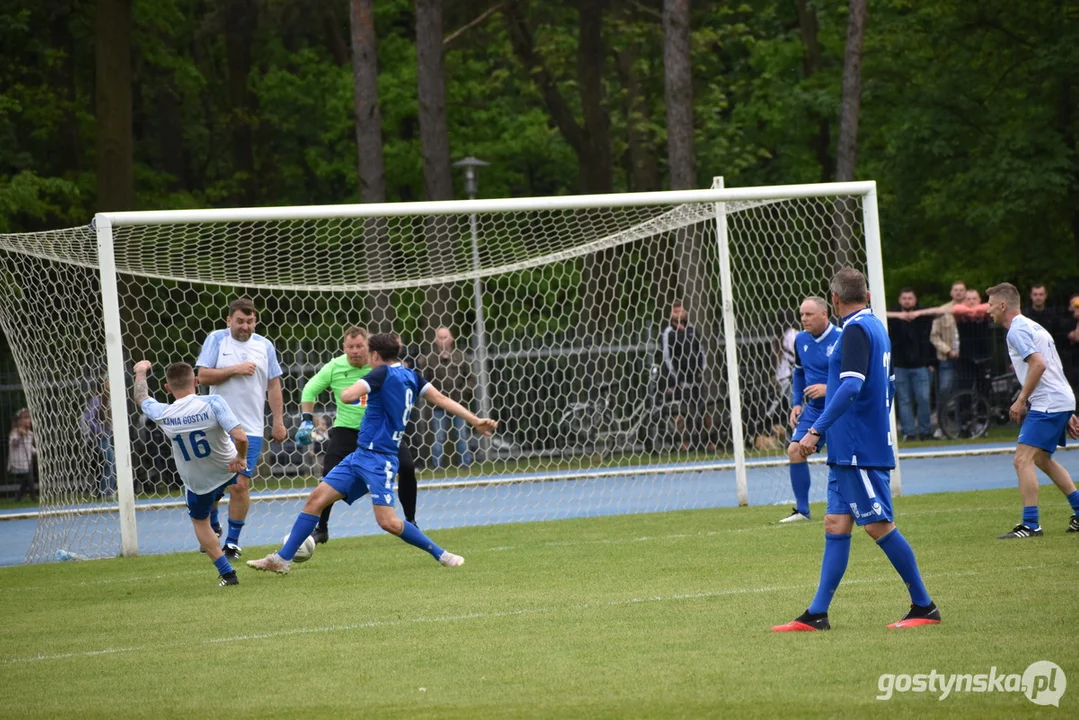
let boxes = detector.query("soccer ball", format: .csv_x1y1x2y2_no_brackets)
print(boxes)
284,533,316,563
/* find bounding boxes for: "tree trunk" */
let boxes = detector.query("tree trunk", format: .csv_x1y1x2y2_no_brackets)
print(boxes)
663,0,694,191
225,0,257,206
415,0,457,326
577,0,612,193
350,0,396,331
323,1,350,66
833,0,867,267
796,0,832,183
835,0,866,183
95,0,134,212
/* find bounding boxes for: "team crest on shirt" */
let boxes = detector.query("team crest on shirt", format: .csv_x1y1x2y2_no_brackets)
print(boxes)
240,351,248,361
827,342,838,356
803,344,808,352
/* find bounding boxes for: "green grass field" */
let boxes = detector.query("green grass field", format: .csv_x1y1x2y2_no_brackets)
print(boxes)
2,486,1076,718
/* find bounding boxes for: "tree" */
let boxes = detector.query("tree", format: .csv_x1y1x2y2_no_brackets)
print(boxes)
504,0,613,194
833,0,866,267
663,0,694,192
416,0,457,325
835,0,866,183
795,0,832,183
95,0,134,212
350,0,395,331
224,0,258,205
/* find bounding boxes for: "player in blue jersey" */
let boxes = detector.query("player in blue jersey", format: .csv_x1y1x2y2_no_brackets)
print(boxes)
773,268,939,631
984,282,1079,538
781,296,841,523
132,361,249,586
247,332,498,573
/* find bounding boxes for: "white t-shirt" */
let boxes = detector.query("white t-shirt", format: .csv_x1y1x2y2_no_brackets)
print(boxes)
196,330,282,436
141,394,241,495
776,328,798,382
1007,315,1076,413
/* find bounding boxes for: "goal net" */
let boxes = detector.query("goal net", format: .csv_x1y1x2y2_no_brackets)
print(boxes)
0,181,881,562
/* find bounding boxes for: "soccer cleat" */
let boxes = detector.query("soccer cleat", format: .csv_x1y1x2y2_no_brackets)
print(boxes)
246,553,291,574
217,572,239,587
222,543,243,559
779,508,811,523
1067,515,1079,533
311,527,329,545
772,611,830,632
996,523,1043,539
888,602,941,628
438,551,465,567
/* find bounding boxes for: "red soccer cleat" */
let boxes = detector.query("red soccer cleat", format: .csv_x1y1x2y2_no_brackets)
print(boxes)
888,602,941,628
772,611,830,632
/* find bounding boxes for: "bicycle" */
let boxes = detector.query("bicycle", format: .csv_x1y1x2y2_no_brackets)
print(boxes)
938,360,1021,440
559,365,683,456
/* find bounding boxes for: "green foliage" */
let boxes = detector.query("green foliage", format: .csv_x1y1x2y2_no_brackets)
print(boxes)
0,0,1076,298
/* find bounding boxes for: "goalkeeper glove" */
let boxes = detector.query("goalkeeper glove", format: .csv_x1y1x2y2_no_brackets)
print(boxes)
295,413,315,446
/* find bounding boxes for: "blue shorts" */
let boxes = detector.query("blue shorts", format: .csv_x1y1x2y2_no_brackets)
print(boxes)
1018,411,1070,455
323,450,397,507
826,466,894,525
792,405,825,450
186,477,238,520
240,436,264,478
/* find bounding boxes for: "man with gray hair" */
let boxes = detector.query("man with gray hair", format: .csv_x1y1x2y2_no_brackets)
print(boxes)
984,282,1079,538
774,268,938,631
780,296,840,523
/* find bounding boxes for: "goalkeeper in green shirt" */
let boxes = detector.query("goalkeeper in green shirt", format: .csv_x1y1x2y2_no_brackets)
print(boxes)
296,326,419,543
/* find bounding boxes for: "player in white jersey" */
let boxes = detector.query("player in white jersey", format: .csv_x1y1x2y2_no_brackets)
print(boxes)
985,283,1079,538
132,361,248,586
196,297,287,559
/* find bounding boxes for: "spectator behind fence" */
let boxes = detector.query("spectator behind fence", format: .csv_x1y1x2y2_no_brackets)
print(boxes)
661,301,714,452
954,289,992,390
8,408,36,501
887,288,936,441
82,379,116,499
929,280,966,411
420,327,475,468
1025,283,1059,337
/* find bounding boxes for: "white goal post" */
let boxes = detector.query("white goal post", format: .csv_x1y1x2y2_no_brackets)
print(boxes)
0,180,896,562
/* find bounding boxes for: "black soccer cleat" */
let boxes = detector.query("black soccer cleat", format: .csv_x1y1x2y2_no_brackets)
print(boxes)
997,523,1043,539
888,602,941,628
218,572,239,587
1068,515,1079,533
311,527,329,545
223,543,242,559
772,610,830,632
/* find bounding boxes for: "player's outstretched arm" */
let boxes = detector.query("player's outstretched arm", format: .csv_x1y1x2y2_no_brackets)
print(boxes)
132,361,152,405
423,386,499,436
340,378,370,405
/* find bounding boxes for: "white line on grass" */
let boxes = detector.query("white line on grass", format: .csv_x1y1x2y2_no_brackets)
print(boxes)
4,561,1073,666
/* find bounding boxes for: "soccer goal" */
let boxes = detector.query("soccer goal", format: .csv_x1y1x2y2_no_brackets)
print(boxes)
0,179,891,562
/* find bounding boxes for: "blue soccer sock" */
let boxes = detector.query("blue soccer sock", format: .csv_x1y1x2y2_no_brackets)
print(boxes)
209,507,221,533
213,555,234,576
1066,491,1079,514
397,521,445,560
807,533,851,615
877,528,932,607
790,462,811,517
226,518,245,546
279,512,319,561
1022,506,1040,528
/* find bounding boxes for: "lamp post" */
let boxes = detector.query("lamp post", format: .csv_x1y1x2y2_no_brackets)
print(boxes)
453,157,492,451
